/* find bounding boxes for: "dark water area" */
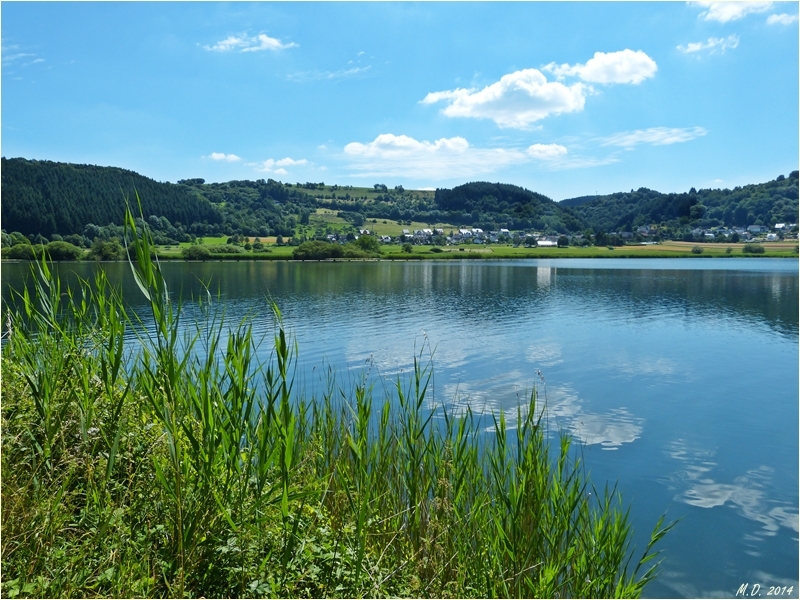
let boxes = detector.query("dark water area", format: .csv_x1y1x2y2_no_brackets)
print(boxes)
3,257,798,598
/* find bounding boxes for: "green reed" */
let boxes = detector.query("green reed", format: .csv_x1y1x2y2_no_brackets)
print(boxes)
1,206,673,598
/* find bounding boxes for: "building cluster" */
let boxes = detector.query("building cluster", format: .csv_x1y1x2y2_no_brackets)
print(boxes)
686,223,797,242
320,222,797,247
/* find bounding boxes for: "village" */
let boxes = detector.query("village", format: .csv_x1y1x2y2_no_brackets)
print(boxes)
323,222,799,247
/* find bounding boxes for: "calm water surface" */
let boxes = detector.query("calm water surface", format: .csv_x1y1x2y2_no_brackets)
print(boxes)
3,258,798,598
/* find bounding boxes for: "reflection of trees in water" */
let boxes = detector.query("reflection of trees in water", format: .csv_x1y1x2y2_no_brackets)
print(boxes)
3,261,797,338
551,269,798,338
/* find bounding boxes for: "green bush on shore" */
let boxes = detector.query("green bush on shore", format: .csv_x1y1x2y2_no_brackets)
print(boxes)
292,239,379,260
0,209,673,598
743,243,766,254
182,244,212,260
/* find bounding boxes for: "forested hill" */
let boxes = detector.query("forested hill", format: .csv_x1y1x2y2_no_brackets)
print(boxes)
433,182,585,232
1,158,222,237
558,195,597,208
566,172,799,233
2,157,797,240
1,158,316,238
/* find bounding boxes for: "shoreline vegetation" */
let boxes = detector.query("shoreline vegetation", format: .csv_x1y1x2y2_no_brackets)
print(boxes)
3,239,799,263
1,209,674,598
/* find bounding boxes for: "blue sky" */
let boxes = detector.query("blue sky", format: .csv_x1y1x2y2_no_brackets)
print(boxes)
2,2,798,200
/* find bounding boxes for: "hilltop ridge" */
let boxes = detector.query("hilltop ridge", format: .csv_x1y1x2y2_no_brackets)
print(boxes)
1,157,797,242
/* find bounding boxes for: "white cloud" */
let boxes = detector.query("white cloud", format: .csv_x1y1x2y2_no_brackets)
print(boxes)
345,133,470,157
251,157,308,173
204,33,297,53
691,1,773,22
527,143,568,160
287,66,371,82
543,49,658,85
422,69,586,129
275,157,307,167
602,126,708,149
767,12,799,24
242,33,297,52
343,133,613,178
2,46,44,68
206,152,241,162
344,133,527,179
677,35,740,54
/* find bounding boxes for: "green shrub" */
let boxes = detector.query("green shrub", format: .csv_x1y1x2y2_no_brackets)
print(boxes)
9,232,30,246
742,243,765,254
691,246,704,254
292,240,345,260
354,235,380,254
342,244,369,258
7,244,36,260
181,245,212,260
402,243,413,253
430,247,443,253
43,241,84,261
87,239,125,261
208,244,245,254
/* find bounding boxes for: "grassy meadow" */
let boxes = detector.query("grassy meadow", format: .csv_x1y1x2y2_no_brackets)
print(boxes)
158,237,799,261
0,212,674,598
155,208,798,261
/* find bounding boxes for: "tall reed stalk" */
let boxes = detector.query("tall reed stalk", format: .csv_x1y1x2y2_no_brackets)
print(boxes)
1,204,673,598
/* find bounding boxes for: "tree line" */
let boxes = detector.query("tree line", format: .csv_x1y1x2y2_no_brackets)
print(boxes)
2,157,797,245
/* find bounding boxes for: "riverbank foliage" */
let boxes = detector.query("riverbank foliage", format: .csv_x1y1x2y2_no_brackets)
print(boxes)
1,211,673,598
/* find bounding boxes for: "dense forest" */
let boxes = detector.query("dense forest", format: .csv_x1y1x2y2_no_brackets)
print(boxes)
565,171,799,235
1,158,222,239
310,181,583,232
1,158,314,242
434,182,584,232
1,157,797,244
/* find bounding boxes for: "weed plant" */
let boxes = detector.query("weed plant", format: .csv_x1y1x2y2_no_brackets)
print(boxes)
1,208,673,598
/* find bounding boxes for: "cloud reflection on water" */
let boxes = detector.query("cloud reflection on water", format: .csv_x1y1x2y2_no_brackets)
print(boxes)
665,440,799,537
434,376,643,450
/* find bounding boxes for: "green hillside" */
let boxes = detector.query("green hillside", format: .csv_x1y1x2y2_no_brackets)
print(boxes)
1,158,222,237
2,157,797,243
433,181,585,232
570,172,798,234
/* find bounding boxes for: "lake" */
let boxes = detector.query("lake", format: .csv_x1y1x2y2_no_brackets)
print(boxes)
2,257,798,598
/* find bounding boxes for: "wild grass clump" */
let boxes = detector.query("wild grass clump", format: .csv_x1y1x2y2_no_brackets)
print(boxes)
1,207,672,598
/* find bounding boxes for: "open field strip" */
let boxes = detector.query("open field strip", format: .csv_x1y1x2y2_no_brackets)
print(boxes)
153,241,798,261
